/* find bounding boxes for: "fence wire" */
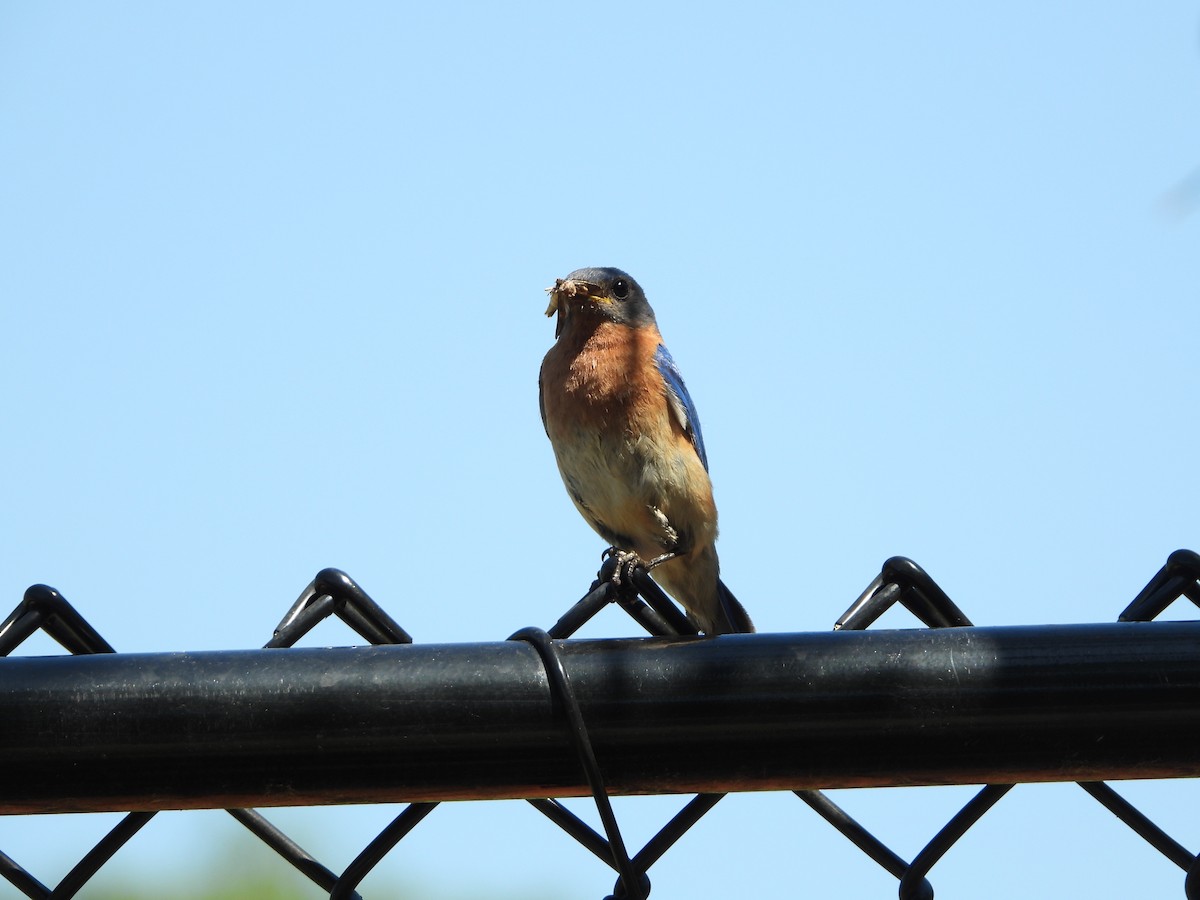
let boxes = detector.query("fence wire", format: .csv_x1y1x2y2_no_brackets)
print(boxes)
1,548,1198,899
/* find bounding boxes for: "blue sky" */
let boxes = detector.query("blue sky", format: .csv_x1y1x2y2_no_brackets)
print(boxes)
2,3,1199,898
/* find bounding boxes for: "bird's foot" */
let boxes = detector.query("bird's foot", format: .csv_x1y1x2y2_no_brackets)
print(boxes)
641,550,680,573
602,547,644,587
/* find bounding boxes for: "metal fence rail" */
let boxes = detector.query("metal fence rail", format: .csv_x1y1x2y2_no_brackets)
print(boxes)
1,549,1198,899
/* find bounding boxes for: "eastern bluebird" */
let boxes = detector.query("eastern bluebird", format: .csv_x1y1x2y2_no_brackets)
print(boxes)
539,267,753,635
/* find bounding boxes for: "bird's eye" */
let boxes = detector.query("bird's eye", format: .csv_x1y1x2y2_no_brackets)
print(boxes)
612,279,629,300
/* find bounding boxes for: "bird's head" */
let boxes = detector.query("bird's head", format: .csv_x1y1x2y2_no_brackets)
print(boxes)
544,267,656,337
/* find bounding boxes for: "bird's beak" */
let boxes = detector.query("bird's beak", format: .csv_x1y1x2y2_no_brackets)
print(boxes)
544,278,604,316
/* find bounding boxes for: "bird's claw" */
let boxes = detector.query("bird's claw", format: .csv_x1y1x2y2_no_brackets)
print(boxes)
602,547,644,592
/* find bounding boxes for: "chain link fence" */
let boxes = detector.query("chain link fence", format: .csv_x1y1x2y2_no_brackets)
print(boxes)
1,549,1198,899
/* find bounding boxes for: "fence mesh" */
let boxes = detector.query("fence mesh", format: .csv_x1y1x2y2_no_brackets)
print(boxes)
1,548,1198,899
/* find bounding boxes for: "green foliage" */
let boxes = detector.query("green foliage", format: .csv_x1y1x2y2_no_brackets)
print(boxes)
89,875,310,900
82,858,565,900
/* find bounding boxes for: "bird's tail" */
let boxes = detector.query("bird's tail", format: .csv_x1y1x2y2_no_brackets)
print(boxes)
714,578,755,634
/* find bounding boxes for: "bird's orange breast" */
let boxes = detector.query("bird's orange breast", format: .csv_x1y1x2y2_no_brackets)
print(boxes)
540,319,667,438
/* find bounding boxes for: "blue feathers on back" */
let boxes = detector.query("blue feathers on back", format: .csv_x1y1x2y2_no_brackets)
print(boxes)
653,343,708,472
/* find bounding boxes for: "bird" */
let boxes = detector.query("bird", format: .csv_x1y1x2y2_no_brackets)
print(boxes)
538,266,753,635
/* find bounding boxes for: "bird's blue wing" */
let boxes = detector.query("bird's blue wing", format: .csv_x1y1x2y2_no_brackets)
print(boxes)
654,343,709,472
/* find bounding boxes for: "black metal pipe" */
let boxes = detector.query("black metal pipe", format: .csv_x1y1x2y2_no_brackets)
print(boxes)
1,621,1198,814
